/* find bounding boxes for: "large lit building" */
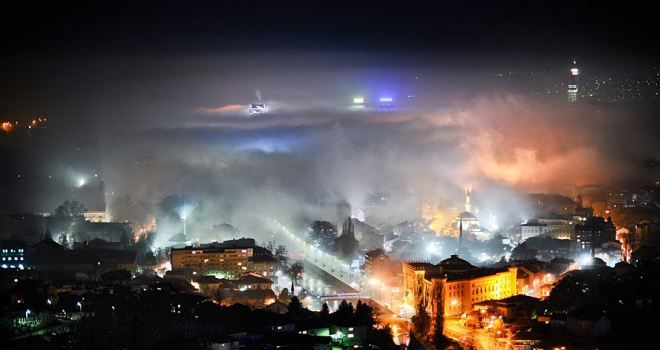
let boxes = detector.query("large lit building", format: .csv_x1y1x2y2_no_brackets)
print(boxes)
403,255,517,318
171,244,253,279
0,240,27,270
364,249,390,281
568,64,579,102
170,238,278,280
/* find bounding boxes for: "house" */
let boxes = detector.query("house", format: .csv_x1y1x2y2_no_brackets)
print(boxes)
237,272,274,290
196,275,222,296
509,331,544,349
566,305,611,339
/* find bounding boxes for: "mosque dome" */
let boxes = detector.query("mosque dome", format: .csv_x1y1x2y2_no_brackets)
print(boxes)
168,232,191,247
439,254,476,272
457,211,478,220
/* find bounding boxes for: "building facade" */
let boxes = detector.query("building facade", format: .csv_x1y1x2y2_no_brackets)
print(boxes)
403,255,518,318
170,238,278,280
171,245,254,279
363,249,390,280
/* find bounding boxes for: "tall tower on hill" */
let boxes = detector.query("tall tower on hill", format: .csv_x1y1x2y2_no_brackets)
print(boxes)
568,61,579,103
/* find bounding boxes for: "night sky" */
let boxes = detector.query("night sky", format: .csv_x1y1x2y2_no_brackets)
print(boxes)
1,1,659,239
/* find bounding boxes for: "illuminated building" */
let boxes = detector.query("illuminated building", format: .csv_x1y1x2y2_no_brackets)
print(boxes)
519,236,579,260
378,97,394,108
168,232,191,248
403,255,517,318
568,64,579,102
515,260,555,298
0,240,27,270
170,238,278,280
252,246,278,277
171,244,253,279
236,272,275,290
449,188,490,241
249,103,268,115
363,249,390,280
521,219,575,241
83,211,107,223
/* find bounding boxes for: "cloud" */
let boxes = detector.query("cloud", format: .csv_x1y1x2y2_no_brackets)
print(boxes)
3,52,659,246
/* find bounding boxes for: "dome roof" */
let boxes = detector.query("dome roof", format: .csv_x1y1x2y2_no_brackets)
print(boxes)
439,254,475,271
457,211,478,220
168,232,190,242
587,257,606,266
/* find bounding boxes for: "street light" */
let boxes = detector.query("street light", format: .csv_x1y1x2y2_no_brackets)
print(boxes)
26,309,31,318
77,302,82,313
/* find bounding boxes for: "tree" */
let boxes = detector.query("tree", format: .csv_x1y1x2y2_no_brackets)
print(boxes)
432,279,451,349
413,296,431,338
53,200,87,217
334,299,354,324
264,240,276,253
367,325,395,349
354,300,376,328
264,241,289,270
287,296,303,316
59,233,69,248
319,302,330,319
211,288,224,304
287,260,305,291
307,220,337,248
275,244,289,270
50,201,87,244
278,288,290,304
510,242,538,261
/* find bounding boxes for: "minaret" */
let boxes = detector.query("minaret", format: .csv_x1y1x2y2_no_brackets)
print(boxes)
465,187,471,213
459,218,463,249
182,209,187,237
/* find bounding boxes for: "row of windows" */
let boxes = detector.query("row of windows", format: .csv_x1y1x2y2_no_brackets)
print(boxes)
179,253,248,258
2,257,24,261
2,249,24,253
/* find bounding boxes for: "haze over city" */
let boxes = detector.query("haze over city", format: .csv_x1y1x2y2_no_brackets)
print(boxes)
1,1,659,245
4,2,660,350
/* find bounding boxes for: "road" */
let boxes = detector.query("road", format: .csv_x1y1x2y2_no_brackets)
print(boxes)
265,217,417,347
444,317,509,350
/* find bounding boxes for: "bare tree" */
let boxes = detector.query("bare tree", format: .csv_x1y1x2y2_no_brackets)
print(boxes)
287,260,305,295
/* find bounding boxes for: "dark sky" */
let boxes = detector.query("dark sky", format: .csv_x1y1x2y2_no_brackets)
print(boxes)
3,1,658,65
1,1,659,237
